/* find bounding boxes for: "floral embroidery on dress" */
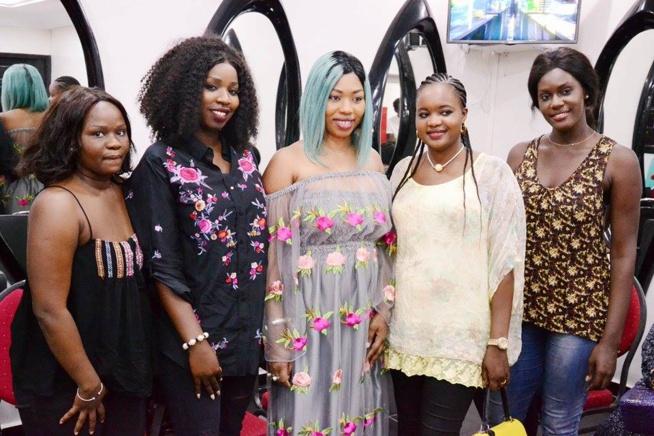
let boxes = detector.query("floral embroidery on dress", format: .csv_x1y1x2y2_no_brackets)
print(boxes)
272,420,293,436
298,252,316,276
339,303,365,330
269,217,293,245
298,421,331,436
237,150,256,181
325,248,346,274
306,307,333,335
329,369,343,392
210,337,229,350
277,328,308,352
249,261,264,280
291,369,312,394
339,415,359,436
304,208,335,234
377,230,397,255
225,272,238,290
265,280,284,302
355,246,371,269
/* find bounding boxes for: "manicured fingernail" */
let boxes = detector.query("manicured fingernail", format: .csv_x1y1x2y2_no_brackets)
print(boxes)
585,375,591,382
366,342,371,348
210,394,215,400
196,393,201,399
217,390,221,396
59,420,63,425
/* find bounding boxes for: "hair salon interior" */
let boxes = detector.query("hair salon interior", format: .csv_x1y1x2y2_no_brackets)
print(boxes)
1,0,654,434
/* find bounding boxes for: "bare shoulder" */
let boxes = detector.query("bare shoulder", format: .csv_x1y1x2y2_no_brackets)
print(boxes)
29,187,83,243
507,141,531,172
364,148,385,173
608,142,639,168
263,141,304,195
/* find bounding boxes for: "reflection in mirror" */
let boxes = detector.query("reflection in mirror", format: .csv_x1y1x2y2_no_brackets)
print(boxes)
0,0,87,96
602,30,654,177
224,13,284,166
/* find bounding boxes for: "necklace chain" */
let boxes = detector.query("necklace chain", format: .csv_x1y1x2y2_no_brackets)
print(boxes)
425,145,465,172
548,131,595,147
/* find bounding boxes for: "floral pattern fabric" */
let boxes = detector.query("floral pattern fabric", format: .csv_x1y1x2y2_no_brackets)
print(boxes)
516,136,613,342
0,127,43,213
386,153,525,388
125,136,267,376
264,171,395,435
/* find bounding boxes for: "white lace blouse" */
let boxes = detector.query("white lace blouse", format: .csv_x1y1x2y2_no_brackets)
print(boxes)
386,153,526,387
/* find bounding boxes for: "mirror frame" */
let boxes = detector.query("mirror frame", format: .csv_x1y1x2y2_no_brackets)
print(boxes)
206,0,301,150
60,0,104,88
595,0,654,147
369,0,446,176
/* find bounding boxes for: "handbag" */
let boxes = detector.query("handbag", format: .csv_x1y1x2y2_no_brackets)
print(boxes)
473,387,527,436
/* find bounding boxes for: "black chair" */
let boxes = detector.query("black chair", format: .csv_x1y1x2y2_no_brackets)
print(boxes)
0,213,28,284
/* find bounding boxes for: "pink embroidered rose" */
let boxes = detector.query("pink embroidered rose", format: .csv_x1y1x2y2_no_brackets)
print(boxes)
356,247,370,262
268,280,284,296
384,231,397,245
363,416,375,427
312,317,330,332
276,430,289,436
311,433,324,436
343,422,357,436
325,251,346,267
332,369,343,384
197,219,212,234
384,285,396,302
238,157,255,174
373,211,387,224
179,167,201,183
346,212,364,227
17,198,30,206
316,216,334,231
292,337,307,351
345,312,362,327
297,255,315,271
276,226,292,242
292,371,311,387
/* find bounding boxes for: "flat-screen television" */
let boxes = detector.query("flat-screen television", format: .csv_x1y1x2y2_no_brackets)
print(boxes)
447,0,581,45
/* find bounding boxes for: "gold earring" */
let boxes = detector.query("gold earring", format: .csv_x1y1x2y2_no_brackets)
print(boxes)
460,124,467,135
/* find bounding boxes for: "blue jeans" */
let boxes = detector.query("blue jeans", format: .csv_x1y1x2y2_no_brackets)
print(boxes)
489,323,596,436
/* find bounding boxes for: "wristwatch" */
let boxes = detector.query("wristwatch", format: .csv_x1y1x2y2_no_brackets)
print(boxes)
487,337,509,350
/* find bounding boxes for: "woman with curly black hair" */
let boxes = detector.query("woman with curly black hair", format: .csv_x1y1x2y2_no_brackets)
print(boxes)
125,35,267,435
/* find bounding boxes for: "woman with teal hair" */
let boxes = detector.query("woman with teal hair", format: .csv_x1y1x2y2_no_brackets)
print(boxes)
263,51,395,434
0,63,48,213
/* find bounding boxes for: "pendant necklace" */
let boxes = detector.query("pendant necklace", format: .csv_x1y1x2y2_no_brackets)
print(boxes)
426,145,465,172
548,131,595,147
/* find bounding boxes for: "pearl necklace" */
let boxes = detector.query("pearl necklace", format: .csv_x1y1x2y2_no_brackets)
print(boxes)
548,131,595,147
425,145,465,172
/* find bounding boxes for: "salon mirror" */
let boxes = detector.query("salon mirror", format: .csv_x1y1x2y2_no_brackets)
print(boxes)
370,0,446,176
0,0,101,99
602,30,654,182
222,13,284,166
207,0,302,169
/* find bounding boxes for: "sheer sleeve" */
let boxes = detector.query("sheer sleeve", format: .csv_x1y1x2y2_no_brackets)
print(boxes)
485,159,526,365
263,189,307,363
126,147,192,302
372,179,396,324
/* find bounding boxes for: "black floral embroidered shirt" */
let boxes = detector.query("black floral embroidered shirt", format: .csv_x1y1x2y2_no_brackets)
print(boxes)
125,136,268,376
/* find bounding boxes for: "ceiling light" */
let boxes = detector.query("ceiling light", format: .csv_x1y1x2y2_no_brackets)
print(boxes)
0,0,47,7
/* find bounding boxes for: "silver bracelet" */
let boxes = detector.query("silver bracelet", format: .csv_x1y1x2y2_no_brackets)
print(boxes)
182,332,209,350
76,382,104,402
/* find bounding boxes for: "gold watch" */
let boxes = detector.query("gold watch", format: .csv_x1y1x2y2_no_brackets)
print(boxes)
487,337,509,350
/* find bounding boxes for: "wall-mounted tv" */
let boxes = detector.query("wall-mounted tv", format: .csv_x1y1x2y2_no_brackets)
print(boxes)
447,0,581,45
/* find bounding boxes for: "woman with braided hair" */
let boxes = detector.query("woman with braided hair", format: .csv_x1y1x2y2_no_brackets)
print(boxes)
385,73,526,434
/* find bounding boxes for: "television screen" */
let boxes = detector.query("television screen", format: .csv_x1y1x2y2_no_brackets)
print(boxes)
447,0,581,44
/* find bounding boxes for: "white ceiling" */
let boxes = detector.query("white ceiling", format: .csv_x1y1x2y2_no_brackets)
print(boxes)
0,0,72,30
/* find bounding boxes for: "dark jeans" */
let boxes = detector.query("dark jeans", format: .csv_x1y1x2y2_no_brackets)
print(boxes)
19,390,146,436
392,370,479,435
158,355,257,436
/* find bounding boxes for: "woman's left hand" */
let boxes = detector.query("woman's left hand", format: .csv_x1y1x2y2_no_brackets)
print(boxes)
366,313,389,366
586,341,617,391
482,347,510,391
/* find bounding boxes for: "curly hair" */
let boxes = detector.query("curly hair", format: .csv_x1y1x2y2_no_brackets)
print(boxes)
528,47,600,129
139,35,259,151
18,86,134,185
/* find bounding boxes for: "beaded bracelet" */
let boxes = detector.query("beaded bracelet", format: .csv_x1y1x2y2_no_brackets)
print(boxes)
76,382,104,402
182,332,209,350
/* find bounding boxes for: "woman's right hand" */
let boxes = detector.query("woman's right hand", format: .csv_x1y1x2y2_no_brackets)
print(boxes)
188,341,222,399
268,361,294,388
60,383,107,435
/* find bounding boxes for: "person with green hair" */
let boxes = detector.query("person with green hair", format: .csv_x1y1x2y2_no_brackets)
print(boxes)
0,63,48,213
263,51,394,434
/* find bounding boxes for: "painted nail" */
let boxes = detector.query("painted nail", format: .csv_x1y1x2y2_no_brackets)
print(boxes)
585,375,591,382
210,394,215,400
366,342,371,348
217,390,221,396
196,393,201,399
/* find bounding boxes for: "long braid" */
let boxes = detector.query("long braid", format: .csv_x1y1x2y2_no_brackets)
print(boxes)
393,73,482,223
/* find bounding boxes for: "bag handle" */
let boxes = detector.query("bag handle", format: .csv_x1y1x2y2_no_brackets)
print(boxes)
478,388,513,433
